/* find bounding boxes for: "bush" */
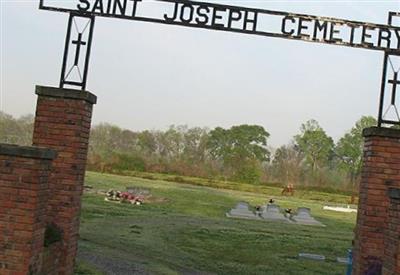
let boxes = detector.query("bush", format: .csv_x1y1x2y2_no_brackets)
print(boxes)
232,160,263,184
114,153,146,172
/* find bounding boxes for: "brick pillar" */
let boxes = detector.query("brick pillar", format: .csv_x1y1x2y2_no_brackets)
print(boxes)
383,188,400,275
32,85,97,274
0,144,55,275
353,127,400,275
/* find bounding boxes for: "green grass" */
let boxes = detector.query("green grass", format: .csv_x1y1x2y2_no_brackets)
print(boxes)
74,260,105,275
100,169,355,204
78,171,356,274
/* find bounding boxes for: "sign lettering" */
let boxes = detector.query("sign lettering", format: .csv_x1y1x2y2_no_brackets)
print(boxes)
40,0,400,54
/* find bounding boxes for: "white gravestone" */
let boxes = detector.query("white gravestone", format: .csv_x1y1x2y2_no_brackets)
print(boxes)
292,207,325,226
226,202,259,219
299,253,326,261
261,204,290,222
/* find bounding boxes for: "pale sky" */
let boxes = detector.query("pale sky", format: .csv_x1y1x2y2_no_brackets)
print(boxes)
1,0,400,147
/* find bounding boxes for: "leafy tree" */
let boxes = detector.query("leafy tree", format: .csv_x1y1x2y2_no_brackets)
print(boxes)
294,120,334,175
182,127,209,164
137,130,157,155
335,116,377,186
207,125,270,183
208,125,270,162
234,159,264,184
271,143,304,186
91,124,139,153
161,125,186,159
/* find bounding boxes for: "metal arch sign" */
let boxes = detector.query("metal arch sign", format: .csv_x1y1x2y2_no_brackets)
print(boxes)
38,0,400,127
40,0,400,53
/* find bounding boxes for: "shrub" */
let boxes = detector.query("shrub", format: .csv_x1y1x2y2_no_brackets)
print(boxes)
113,153,146,172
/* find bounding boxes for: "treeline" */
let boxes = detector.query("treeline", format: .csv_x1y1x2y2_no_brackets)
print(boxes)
87,116,377,191
0,111,377,191
88,124,270,184
270,117,376,191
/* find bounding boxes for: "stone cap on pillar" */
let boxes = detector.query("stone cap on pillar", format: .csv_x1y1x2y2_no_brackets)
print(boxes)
363,127,400,139
0,143,57,160
35,85,97,105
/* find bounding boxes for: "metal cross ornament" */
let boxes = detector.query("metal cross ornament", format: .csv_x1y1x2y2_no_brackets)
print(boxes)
72,33,87,66
388,72,399,105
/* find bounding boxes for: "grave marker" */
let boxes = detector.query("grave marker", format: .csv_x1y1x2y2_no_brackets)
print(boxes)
226,202,259,219
292,207,325,227
261,204,290,222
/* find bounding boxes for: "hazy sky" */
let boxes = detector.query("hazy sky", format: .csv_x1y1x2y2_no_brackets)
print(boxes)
1,0,400,147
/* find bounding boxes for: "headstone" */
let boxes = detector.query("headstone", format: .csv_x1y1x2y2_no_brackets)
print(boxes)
292,207,325,226
226,202,259,219
261,204,290,222
299,253,326,261
323,205,357,213
337,257,351,264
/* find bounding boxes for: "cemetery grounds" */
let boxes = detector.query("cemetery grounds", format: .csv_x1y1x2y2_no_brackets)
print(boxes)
76,172,355,275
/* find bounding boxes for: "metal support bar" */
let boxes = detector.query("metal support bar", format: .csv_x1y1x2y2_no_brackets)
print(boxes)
59,14,73,88
378,53,389,127
82,16,95,91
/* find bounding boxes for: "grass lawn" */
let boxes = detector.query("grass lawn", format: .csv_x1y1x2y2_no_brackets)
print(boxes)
77,171,356,274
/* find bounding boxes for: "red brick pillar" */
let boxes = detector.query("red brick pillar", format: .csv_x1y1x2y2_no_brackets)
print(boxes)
32,85,97,274
0,144,55,275
353,127,400,275
383,188,400,275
